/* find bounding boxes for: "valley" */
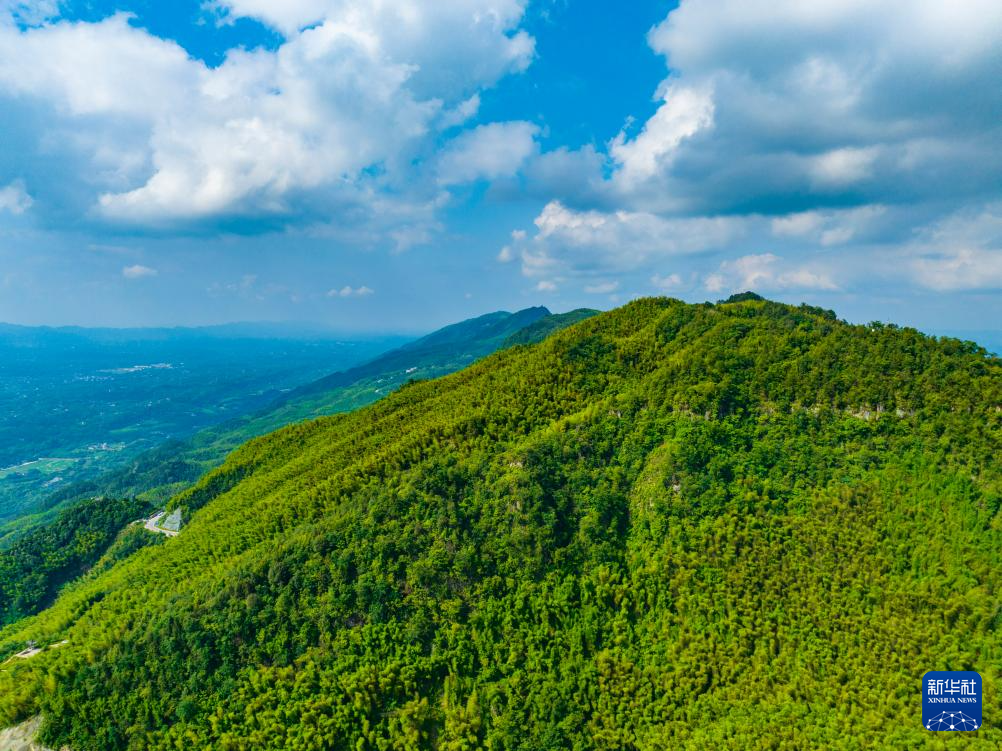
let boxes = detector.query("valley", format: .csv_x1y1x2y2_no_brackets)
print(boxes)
0,324,407,528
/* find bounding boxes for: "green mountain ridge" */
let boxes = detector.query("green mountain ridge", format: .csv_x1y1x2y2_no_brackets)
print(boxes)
500,309,599,348
0,297,999,749
0,307,594,625
20,306,563,522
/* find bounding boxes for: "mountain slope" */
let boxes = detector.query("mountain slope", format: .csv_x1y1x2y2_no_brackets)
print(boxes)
24,306,555,518
0,297,999,750
501,308,599,347
0,307,572,625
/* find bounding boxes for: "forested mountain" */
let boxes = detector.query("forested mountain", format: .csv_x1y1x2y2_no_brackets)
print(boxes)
15,307,562,524
0,307,590,625
0,296,998,749
501,309,599,347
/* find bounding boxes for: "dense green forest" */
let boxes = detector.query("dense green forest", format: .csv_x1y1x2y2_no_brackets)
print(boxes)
500,309,598,348
0,308,588,625
0,296,998,749
0,496,155,625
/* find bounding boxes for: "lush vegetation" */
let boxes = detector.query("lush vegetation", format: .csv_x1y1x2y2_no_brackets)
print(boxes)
0,308,571,623
501,309,598,347
0,495,154,625
0,297,998,749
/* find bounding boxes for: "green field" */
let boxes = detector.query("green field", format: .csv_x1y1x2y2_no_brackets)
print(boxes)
0,458,78,481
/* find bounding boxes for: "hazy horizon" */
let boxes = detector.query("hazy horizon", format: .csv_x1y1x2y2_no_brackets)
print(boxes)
0,300,999,359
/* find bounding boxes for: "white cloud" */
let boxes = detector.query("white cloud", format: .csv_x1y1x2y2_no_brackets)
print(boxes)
205,0,328,34
606,0,1002,217
0,2,536,231
209,0,535,90
329,285,374,297
770,212,824,237
923,201,1002,249
0,179,32,214
437,121,539,185
704,253,837,293
441,93,480,128
0,14,197,119
535,280,556,292
122,264,157,279
519,201,744,279
501,0,1002,295
497,245,514,263
610,83,714,190
904,203,1002,291
809,146,879,188
651,273,683,290
909,249,1002,291
770,205,886,246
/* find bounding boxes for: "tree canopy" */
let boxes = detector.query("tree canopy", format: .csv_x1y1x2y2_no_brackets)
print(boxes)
0,296,998,750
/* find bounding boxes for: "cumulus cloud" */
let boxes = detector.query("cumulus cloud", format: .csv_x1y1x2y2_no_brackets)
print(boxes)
583,281,618,294
651,273,683,290
808,147,879,188
437,121,539,185
517,200,743,279
122,264,157,279
440,93,480,129
0,2,535,235
909,249,1002,291
623,0,1002,215
609,84,714,191
209,0,535,93
502,0,1002,297
770,205,886,246
905,203,1002,291
328,285,374,297
0,179,32,214
704,254,837,294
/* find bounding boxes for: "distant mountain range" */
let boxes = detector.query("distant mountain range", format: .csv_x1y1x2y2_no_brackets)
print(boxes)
0,320,393,343
30,306,597,518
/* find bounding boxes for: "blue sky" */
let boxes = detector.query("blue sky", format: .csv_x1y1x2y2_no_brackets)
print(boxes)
0,0,1000,335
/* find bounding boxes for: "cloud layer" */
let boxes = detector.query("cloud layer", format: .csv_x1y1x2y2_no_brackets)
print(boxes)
0,0,999,330
0,2,535,236
509,0,1002,297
